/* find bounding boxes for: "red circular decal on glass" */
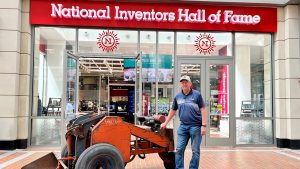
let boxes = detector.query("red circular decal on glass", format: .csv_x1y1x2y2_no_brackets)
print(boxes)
97,31,120,52
194,33,216,55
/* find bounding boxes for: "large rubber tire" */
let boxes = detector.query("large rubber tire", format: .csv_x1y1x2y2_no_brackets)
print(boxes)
159,152,175,169
75,143,124,169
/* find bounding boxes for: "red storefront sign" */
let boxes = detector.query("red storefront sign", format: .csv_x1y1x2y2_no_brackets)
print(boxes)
30,0,277,32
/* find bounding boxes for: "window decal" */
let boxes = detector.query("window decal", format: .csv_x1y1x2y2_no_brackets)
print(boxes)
194,33,216,55
97,30,120,52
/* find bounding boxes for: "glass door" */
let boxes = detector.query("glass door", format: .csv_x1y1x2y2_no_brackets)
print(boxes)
61,52,79,146
65,53,79,122
135,52,142,124
176,58,206,145
205,60,233,146
177,58,234,146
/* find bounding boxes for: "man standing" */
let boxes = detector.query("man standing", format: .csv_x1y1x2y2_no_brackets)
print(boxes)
160,75,207,169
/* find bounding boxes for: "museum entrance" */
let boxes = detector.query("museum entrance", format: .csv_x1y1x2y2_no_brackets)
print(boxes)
77,54,141,124
176,57,234,146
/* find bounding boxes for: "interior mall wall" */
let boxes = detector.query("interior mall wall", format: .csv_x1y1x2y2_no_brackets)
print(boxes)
79,77,108,102
46,40,65,101
235,46,251,115
264,39,272,118
0,0,30,149
275,5,300,149
33,33,65,113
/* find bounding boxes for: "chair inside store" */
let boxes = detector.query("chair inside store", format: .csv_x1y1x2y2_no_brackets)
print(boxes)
45,98,62,116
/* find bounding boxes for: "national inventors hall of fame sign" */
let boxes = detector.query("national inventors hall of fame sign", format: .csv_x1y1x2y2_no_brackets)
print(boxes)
30,0,277,33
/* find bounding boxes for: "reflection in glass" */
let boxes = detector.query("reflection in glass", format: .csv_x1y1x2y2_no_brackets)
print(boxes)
78,76,102,113
236,119,273,144
151,56,173,116
33,27,75,117
180,64,201,91
32,27,75,146
31,119,61,146
66,56,77,122
235,33,272,118
235,33,273,145
140,31,156,116
176,32,232,56
135,58,141,119
78,29,138,55
209,64,229,138
157,32,174,117
179,63,201,131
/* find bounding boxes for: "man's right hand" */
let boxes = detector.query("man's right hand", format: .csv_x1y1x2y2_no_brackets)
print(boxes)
160,122,167,129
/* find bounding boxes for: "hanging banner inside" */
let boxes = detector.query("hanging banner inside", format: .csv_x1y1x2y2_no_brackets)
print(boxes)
124,54,172,82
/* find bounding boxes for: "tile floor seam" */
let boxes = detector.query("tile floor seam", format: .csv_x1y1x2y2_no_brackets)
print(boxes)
291,150,300,155
3,152,48,169
0,152,34,168
1,148,300,169
0,152,15,160
274,150,300,161
189,149,280,152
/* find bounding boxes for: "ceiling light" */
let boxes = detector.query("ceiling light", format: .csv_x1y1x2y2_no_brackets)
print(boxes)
187,35,191,40
146,34,151,39
84,31,88,37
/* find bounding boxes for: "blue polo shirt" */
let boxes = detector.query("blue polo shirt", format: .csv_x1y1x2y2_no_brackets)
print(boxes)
171,89,205,125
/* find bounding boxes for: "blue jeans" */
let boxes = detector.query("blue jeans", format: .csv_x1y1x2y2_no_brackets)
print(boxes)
176,123,202,169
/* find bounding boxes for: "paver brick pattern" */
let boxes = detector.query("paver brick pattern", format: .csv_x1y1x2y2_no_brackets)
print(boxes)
0,147,299,169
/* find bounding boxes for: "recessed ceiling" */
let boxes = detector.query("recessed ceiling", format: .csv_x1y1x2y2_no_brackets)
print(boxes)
79,58,124,74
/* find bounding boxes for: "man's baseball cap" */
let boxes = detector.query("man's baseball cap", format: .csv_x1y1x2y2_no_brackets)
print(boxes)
180,75,191,82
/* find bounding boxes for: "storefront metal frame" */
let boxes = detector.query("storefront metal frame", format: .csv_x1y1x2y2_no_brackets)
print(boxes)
233,33,275,147
28,26,275,148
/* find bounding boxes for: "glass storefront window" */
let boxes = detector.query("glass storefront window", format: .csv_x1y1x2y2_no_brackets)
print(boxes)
140,31,156,55
235,33,273,144
31,119,61,145
135,58,141,121
31,27,274,147
66,56,77,122
235,33,272,118
140,31,156,116
156,32,174,117
209,64,230,138
176,32,232,56
78,29,138,55
32,27,75,146
236,119,273,144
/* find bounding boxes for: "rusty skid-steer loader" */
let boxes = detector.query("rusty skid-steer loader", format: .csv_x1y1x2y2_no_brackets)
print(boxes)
23,113,175,169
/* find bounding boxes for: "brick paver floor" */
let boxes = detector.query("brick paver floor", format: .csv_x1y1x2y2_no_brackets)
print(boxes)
0,147,299,169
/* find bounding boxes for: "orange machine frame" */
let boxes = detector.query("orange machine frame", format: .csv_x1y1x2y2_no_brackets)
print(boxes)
91,116,174,163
